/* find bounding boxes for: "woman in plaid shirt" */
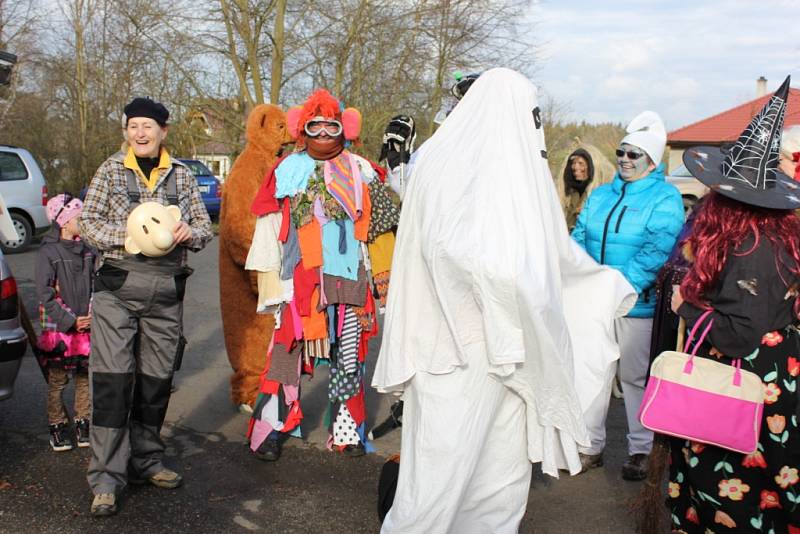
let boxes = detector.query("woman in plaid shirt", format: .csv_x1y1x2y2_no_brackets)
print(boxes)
79,97,212,517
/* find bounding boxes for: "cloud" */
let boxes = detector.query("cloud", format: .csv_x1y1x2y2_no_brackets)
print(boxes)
531,0,798,129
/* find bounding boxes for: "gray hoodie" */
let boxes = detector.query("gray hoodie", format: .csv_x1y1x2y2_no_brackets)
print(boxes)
35,226,95,332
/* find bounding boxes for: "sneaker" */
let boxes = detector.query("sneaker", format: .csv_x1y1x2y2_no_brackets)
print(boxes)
75,419,90,448
342,443,366,457
578,452,604,473
254,439,281,461
129,468,183,489
91,493,117,517
49,423,74,452
622,453,649,481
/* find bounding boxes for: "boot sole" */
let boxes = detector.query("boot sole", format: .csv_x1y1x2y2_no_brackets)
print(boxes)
50,443,73,452
91,505,117,517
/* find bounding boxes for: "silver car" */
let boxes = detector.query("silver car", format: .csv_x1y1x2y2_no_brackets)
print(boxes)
0,146,50,253
0,248,27,400
667,164,709,213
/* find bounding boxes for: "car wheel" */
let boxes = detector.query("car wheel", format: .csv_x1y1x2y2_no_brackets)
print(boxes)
1,212,33,253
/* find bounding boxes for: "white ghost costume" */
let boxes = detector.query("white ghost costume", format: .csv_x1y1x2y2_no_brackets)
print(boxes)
372,68,636,534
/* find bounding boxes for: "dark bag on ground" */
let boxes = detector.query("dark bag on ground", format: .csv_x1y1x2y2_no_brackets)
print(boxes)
378,454,400,523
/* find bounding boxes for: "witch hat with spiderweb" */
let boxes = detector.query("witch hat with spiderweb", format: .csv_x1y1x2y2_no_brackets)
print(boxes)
683,75,799,210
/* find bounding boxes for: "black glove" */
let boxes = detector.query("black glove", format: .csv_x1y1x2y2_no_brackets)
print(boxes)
379,115,416,170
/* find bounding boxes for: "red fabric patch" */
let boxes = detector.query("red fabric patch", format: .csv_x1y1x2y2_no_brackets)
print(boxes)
251,155,289,216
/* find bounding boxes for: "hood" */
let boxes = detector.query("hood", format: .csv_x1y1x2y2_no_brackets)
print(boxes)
562,148,595,194
42,225,88,255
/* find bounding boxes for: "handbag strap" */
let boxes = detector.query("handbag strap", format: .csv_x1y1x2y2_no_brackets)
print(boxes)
680,310,744,387
683,309,714,355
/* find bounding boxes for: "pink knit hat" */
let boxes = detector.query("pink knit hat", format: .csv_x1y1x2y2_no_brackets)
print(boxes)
46,194,83,227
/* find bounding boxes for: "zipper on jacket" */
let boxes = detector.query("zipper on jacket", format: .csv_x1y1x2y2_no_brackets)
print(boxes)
600,182,629,264
614,206,628,233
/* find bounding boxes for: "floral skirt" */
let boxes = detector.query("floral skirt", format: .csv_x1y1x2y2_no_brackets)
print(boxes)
667,327,800,533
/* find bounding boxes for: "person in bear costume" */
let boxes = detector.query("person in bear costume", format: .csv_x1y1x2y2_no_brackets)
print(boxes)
219,104,292,412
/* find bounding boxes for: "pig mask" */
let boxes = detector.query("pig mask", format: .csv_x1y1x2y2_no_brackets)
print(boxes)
124,201,182,257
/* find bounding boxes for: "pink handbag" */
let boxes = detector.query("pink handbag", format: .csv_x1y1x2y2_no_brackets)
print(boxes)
638,310,764,454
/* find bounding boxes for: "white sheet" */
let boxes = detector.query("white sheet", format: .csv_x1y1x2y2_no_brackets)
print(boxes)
372,68,636,477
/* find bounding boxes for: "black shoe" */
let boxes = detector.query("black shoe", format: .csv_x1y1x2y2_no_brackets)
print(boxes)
368,400,404,440
49,423,74,452
255,439,281,461
622,453,649,481
75,418,90,448
578,452,604,473
343,443,365,457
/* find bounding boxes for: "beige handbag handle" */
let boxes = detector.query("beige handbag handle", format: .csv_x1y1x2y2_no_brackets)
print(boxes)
676,317,686,351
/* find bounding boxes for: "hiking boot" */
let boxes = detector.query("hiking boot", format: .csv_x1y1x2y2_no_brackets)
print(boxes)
343,443,366,457
75,419,90,448
578,452,604,473
91,493,117,517
622,453,649,481
49,423,74,452
129,468,183,489
254,439,281,461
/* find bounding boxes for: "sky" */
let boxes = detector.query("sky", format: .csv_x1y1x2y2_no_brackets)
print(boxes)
530,0,800,132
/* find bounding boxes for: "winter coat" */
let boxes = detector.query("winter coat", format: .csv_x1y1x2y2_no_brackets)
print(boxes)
554,144,616,230
35,226,95,332
571,164,684,318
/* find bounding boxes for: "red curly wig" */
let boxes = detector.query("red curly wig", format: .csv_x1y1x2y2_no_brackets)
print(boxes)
292,89,341,148
680,191,800,312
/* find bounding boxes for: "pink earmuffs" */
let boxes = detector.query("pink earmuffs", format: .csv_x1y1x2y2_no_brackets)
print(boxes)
341,108,361,141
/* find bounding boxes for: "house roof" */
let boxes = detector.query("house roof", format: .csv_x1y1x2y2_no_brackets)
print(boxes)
668,87,800,145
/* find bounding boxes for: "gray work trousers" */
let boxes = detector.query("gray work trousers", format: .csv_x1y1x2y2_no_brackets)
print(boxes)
87,264,186,495
616,316,654,456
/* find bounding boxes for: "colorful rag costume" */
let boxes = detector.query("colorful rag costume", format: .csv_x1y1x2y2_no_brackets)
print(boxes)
245,90,398,454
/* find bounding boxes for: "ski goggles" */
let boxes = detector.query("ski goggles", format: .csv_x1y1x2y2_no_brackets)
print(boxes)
615,148,645,160
304,119,343,137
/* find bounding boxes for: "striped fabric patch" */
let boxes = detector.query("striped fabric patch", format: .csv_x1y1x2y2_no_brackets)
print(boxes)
339,306,361,375
326,155,357,220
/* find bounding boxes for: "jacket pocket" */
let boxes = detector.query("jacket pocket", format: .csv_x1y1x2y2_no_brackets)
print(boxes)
95,264,129,292
173,267,194,301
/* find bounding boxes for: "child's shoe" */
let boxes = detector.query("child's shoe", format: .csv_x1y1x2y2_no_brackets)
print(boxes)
49,423,74,452
75,418,90,448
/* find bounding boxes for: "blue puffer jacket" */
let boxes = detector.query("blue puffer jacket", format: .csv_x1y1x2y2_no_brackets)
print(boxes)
571,164,684,318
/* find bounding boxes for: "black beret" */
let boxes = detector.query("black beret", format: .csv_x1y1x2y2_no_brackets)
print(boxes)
124,97,169,126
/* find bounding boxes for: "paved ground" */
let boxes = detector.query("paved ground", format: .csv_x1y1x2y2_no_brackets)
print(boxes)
0,239,647,533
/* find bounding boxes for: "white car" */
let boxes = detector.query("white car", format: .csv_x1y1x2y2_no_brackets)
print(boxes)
666,164,708,212
0,146,50,253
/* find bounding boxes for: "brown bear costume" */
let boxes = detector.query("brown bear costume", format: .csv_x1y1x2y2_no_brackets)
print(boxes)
219,104,291,409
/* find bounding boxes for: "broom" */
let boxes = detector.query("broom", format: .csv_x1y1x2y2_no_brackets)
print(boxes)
631,318,686,534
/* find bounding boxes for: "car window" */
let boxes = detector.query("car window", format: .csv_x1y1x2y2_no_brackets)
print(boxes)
0,152,28,181
183,161,213,177
670,164,692,177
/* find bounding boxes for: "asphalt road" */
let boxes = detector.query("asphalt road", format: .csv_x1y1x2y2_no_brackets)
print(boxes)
0,239,645,533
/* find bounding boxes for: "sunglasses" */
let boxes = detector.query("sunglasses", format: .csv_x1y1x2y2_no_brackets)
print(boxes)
616,149,645,160
304,120,343,138
53,192,74,224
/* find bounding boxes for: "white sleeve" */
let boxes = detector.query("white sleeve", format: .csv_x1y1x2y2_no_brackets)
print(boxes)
245,212,283,272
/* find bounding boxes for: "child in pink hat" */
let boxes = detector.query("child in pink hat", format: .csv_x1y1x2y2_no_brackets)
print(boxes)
36,193,95,451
